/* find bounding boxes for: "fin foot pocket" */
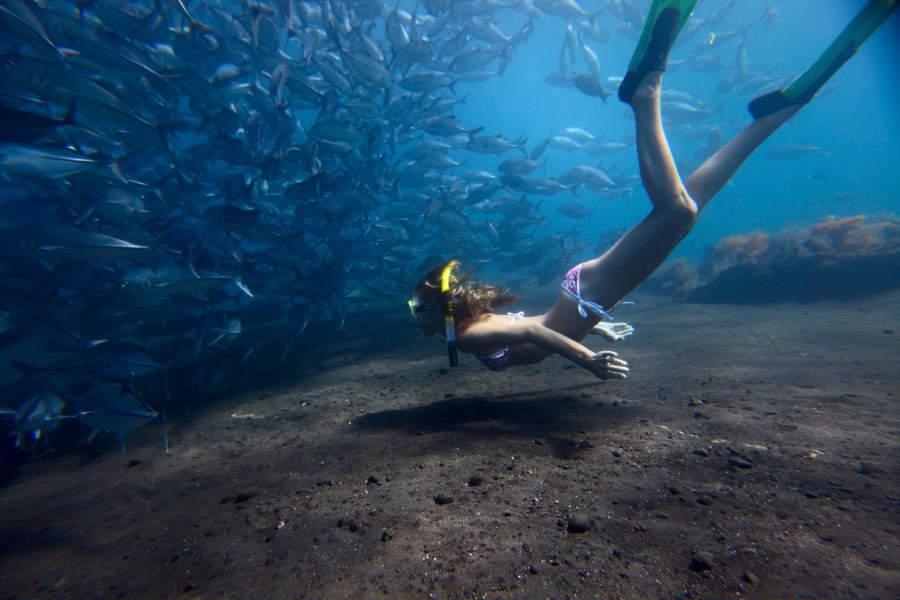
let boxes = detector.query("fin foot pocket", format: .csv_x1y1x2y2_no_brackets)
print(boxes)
748,0,898,119
618,0,699,105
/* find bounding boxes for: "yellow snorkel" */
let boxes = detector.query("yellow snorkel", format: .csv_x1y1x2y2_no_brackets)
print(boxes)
440,260,460,367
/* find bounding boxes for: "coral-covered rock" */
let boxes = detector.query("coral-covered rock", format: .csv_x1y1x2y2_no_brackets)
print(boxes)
647,214,900,304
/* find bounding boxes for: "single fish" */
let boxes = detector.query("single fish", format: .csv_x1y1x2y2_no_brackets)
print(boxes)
766,143,834,160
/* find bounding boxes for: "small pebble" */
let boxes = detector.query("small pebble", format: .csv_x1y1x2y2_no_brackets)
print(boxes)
729,456,754,469
689,551,714,572
467,476,484,487
612,448,622,457
433,494,454,505
126,458,142,468
529,564,540,575
567,514,591,534
337,518,359,532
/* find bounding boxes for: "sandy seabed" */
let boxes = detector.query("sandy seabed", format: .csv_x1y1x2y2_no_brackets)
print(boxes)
0,290,897,599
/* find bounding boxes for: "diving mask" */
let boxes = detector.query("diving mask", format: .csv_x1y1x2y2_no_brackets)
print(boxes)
407,296,426,320
407,260,460,367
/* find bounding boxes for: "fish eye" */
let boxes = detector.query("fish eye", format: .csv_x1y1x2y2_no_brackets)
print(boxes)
3,59,14,69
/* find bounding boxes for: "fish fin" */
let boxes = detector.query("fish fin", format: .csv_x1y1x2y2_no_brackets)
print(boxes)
235,278,254,297
62,99,77,127
86,428,99,444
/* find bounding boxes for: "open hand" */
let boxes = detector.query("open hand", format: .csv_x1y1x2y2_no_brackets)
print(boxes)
586,350,629,380
590,321,635,342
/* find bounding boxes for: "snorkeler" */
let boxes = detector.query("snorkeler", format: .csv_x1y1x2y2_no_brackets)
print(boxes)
409,0,898,380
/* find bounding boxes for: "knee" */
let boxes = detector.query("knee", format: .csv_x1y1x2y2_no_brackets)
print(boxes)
662,190,698,229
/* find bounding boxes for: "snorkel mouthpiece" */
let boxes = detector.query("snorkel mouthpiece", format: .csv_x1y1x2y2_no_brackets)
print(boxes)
441,260,460,367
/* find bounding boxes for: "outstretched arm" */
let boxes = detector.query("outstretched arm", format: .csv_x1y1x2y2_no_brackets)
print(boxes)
458,317,629,380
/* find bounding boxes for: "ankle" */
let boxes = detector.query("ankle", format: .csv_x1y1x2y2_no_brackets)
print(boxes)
753,103,802,128
630,72,663,106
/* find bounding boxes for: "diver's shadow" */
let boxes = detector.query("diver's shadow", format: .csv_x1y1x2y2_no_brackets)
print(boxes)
354,383,634,459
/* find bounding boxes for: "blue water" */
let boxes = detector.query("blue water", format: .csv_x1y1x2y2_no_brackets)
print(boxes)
450,0,900,263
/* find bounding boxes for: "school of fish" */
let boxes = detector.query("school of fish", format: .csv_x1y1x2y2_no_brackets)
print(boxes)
0,0,806,459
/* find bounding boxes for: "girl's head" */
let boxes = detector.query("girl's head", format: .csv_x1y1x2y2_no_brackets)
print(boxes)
409,260,518,337
408,260,465,337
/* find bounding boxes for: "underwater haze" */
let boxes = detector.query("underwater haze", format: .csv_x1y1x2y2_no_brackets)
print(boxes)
0,0,898,460
453,0,900,260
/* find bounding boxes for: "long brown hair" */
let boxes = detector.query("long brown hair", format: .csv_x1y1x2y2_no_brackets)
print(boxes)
414,260,518,320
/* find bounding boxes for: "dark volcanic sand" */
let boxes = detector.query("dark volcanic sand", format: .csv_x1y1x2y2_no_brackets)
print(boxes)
1,290,898,599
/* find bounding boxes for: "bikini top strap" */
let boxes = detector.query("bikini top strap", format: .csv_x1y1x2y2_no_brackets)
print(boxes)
506,311,525,323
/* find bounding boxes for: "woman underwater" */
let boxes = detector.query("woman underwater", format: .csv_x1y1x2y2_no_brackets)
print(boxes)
408,0,897,380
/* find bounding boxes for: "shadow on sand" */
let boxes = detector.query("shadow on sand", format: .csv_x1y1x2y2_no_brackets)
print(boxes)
354,382,636,459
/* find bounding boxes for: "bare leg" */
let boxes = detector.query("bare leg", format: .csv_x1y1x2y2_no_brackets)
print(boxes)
540,69,698,340
686,0,897,208
538,0,892,345
547,73,800,336
685,106,800,211
576,70,698,309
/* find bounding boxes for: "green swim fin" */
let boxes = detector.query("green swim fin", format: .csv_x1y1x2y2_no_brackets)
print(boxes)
749,0,898,119
619,0,700,105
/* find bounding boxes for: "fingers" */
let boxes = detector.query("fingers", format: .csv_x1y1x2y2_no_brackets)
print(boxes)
600,363,629,379
592,351,629,379
609,322,635,341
